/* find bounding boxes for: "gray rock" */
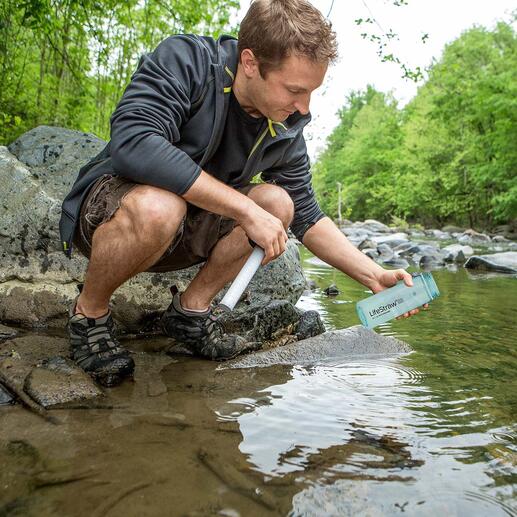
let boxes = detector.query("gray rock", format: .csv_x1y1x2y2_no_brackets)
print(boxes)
362,248,378,260
295,310,326,341
371,233,409,248
464,252,517,274
419,254,446,269
324,285,340,296
442,244,474,263
23,356,102,408
222,326,412,369
382,257,410,269
425,229,451,240
357,238,376,251
362,219,390,233
376,243,394,260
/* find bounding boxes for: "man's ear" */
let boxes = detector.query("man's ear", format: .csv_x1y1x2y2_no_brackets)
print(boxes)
240,48,259,78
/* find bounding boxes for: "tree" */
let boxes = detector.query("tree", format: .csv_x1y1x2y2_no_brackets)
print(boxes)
0,0,239,144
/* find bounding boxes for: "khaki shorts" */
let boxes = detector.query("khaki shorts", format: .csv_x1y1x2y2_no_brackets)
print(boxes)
73,175,254,272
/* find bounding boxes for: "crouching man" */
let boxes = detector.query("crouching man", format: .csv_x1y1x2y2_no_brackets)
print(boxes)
59,0,419,386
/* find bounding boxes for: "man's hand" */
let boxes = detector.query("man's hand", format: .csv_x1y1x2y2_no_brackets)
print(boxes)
302,218,429,320
369,268,428,319
238,204,288,265
182,170,288,265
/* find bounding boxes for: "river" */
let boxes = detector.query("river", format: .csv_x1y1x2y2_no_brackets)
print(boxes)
1,248,516,516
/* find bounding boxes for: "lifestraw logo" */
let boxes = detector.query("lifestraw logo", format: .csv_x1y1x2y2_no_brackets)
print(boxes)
369,298,404,318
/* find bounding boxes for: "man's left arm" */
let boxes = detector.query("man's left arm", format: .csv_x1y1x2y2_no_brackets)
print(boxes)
302,217,417,301
263,134,422,317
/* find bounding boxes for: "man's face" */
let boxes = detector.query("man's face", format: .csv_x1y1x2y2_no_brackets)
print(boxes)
246,53,327,122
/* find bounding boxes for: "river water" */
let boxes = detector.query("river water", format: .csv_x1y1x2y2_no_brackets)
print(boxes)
1,249,516,516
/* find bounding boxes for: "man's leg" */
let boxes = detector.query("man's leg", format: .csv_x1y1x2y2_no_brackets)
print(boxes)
180,184,294,311
76,185,187,318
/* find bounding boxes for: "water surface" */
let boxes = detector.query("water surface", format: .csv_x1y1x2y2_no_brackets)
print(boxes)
1,249,516,516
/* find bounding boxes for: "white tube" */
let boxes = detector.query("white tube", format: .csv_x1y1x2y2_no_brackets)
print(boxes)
219,246,265,311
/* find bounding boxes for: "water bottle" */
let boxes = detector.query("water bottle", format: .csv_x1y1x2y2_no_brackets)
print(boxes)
356,272,440,329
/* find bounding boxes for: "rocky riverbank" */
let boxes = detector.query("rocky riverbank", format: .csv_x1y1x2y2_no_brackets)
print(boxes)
338,219,517,274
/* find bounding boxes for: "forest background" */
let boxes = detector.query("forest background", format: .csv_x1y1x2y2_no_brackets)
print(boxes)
1,0,515,229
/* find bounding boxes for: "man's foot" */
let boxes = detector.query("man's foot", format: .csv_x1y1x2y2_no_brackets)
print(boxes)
68,305,134,387
160,288,250,360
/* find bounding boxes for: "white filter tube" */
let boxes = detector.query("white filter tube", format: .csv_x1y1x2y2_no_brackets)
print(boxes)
219,246,265,311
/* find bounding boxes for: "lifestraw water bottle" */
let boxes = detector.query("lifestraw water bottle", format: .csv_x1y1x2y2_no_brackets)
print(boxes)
356,272,440,329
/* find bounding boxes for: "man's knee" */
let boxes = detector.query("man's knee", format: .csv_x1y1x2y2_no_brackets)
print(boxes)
119,185,187,237
249,184,294,228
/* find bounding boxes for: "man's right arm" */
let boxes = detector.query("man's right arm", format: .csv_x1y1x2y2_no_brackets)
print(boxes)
183,170,287,264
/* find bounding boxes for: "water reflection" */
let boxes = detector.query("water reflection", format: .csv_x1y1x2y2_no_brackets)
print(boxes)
213,248,517,515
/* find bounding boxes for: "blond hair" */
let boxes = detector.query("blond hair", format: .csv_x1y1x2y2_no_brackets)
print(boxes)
238,0,338,76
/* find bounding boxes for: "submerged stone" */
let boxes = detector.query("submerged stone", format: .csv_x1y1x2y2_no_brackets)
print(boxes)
23,356,102,408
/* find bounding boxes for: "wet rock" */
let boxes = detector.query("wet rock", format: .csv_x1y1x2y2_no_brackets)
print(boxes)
222,326,412,369
0,323,18,341
376,243,394,260
357,238,376,251
294,310,326,341
464,252,517,274
223,299,301,343
323,285,340,296
419,254,446,269
382,257,410,269
442,244,474,263
24,357,102,408
371,233,409,248
0,382,14,404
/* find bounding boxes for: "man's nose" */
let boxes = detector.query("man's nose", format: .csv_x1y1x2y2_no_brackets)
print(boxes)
294,94,311,115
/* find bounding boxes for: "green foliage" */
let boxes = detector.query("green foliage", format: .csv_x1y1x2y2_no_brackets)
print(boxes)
0,0,239,145
315,21,517,228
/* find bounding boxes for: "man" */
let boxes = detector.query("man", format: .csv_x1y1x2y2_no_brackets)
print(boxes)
60,0,421,387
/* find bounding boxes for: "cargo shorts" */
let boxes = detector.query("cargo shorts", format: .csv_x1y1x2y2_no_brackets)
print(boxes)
73,174,255,272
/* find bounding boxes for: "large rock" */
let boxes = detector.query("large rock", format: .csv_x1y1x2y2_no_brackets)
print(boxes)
464,252,517,274
222,326,412,369
0,127,307,335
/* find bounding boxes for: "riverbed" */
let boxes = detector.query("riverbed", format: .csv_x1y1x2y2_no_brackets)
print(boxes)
1,249,516,516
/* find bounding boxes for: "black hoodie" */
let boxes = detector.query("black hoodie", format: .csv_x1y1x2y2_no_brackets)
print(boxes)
59,34,325,257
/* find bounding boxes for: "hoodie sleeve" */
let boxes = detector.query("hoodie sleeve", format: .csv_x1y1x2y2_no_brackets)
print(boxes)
109,35,208,194
261,133,326,242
